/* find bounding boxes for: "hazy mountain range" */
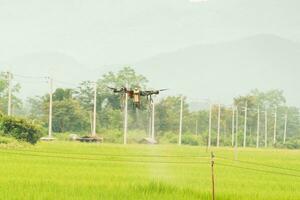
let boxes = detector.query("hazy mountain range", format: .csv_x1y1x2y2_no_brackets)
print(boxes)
136,34,300,106
3,34,300,107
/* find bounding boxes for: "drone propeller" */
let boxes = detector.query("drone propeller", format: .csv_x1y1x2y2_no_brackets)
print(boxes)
158,89,168,92
107,86,128,93
107,86,116,90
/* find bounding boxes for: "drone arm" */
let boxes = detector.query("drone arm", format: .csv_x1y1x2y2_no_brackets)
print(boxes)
140,91,158,96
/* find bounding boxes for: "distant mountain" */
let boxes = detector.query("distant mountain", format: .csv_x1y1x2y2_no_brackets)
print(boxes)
6,52,108,98
2,34,300,107
135,34,300,106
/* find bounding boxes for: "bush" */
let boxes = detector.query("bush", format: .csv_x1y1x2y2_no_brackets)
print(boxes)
284,140,300,149
158,132,178,144
101,129,147,144
159,132,202,146
0,115,43,144
127,130,148,144
101,129,123,143
181,134,201,146
0,136,28,148
0,136,15,144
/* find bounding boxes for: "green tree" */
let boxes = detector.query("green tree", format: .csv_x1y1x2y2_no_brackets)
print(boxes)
75,67,149,131
234,89,299,146
51,99,89,132
156,96,189,134
27,88,90,133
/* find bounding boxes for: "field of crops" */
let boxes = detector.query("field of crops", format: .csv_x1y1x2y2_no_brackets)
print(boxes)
0,142,299,200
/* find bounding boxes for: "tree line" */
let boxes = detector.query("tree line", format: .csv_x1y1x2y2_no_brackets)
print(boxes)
0,68,299,147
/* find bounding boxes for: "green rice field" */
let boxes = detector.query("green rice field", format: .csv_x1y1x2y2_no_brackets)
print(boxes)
0,142,300,200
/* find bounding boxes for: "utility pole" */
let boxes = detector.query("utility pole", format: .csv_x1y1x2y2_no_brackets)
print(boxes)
92,82,97,137
48,77,53,138
123,85,128,144
264,111,268,148
7,71,12,116
90,112,93,134
208,104,212,148
179,96,183,145
231,106,235,147
236,107,239,143
256,106,260,148
151,101,155,140
195,120,198,136
273,107,277,145
217,104,221,147
243,102,248,148
283,113,288,144
148,111,152,138
235,107,238,160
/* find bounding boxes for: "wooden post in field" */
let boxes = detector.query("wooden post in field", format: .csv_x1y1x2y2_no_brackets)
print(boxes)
208,104,212,148
211,152,215,200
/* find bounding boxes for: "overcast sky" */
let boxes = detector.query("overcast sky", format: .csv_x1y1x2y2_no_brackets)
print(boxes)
1,0,300,106
1,0,300,65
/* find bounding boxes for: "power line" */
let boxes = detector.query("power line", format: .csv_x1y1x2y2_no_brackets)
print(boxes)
53,79,79,87
218,163,300,179
13,74,46,79
0,150,210,165
217,156,300,173
0,148,210,159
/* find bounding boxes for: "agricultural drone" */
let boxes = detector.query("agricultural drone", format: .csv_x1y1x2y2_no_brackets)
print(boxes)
108,86,167,109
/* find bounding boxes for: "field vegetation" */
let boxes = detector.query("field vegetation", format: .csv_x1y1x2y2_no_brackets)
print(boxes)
0,142,300,200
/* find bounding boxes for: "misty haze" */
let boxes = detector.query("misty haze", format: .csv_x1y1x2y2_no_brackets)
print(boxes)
0,1,300,200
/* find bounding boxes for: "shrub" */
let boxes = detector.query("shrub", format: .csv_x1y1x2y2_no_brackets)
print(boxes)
127,130,147,144
181,134,201,146
284,140,300,149
0,115,43,144
0,136,15,144
158,132,202,146
101,129,123,143
158,132,178,144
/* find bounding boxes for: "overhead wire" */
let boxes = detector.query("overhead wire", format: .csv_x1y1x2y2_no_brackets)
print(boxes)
0,150,210,165
0,148,210,159
216,156,300,173
218,163,300,179
53,79,79,88
13,74,47,79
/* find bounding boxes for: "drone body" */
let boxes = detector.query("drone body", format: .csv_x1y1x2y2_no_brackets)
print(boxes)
108,86,166,109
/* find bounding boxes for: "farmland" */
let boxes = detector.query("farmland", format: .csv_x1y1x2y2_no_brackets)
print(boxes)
0,142,299,200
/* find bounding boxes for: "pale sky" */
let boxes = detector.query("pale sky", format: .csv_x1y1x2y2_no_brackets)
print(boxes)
1,0,300,65
0,0,300,106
